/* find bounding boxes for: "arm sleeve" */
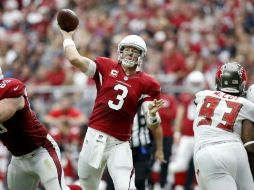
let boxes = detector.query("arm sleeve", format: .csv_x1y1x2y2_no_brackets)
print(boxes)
84,60,96,78
140,78,161,103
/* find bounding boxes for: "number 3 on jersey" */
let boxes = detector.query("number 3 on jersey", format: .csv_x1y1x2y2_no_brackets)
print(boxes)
0,123,7,134
108,84,128,110
198,96,242,131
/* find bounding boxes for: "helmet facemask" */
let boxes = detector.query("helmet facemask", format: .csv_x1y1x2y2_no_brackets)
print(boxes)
117,35,147,68
119,46,143,67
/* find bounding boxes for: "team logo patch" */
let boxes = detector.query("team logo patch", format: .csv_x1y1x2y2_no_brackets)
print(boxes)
110,69,118,78
124,76,128,81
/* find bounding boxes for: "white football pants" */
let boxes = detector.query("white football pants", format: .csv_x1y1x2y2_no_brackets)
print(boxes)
7,135,70,190
78,127,136,190
194,141,254,190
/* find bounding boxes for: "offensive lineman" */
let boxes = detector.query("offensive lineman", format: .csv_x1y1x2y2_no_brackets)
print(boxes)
0,67,83,190
59,26,164,190
193,62,254,190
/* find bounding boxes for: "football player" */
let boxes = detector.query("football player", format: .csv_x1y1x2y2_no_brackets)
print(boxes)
59,27,164,190
193,62,254,190
169,71,206,189
0,67,83,190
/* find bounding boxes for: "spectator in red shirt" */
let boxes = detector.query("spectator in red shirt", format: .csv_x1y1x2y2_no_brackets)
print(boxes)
45,95,86,126
47,54,67,86
44,94,87,145
162,40,188,84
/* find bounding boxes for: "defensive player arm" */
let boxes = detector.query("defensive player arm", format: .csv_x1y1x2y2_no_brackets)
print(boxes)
60,29,96,77
242,119,254,179
0,97,24,123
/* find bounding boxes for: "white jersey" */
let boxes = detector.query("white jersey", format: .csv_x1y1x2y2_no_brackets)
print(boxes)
193,90,254,153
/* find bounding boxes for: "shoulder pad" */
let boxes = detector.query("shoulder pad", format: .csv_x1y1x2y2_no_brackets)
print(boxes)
0,78,25,99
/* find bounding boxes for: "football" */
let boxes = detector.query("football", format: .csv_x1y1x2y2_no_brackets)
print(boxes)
57,9,79,32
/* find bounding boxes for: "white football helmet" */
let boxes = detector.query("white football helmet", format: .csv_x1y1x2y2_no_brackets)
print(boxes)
185,71,206,94
246,84,254,102
118,35,147,67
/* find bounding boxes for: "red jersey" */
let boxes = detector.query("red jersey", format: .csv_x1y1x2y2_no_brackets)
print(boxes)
48,107,82,118
178,92,195,136
89,57,161,141
47,68,66,86
0,78,48,156
159,93,177,137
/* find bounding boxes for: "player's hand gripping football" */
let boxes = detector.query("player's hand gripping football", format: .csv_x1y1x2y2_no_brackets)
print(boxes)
59,27,76,40
148,99,164,116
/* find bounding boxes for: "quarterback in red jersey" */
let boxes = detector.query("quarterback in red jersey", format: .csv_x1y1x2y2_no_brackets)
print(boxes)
60,27,163,190
0,68,82,190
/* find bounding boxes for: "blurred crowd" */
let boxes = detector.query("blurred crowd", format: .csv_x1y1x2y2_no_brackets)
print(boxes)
0,0,254,189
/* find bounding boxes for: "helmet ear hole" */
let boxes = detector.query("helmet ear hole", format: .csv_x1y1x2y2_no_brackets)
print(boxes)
120,46,124,52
